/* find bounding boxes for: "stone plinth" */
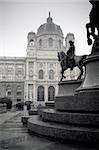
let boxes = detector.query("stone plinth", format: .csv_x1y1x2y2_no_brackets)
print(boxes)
0,103,7,113
28,109,38,115
55,80,82,111
11,103,17,112
45,102,55,108
75,54,99,112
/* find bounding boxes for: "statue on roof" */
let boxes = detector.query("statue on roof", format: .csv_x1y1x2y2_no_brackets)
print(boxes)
86,0,99,54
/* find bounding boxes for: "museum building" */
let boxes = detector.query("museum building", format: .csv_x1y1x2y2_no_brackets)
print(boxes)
0,13,79,106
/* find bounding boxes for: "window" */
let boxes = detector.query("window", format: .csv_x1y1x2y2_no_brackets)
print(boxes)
16,68,24,79
17,85,22,96
49,38,53,47
17,85,22,90
48,86,55,101
8,91,11,96
29,39,34,46
39,39,42,48
7,85,11,96
39,70,44,79
7,68,13,74
17,91,22,95
49,70,54,80
37,86,44,101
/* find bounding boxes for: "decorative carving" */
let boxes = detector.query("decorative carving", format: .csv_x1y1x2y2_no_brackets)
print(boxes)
29,70,33,77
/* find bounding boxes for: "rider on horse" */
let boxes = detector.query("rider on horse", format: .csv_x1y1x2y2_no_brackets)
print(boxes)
67,40,75,70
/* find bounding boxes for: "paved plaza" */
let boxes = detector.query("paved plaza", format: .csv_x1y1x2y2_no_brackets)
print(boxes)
0,111,98,150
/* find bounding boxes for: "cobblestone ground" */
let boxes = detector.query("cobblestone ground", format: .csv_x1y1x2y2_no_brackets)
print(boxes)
0,111,98,150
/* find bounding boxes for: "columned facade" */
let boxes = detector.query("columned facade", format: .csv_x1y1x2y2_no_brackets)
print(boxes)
0,13,79,106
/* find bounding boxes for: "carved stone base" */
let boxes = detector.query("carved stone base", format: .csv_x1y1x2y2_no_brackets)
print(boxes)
55,80,82,111
75,54,99,112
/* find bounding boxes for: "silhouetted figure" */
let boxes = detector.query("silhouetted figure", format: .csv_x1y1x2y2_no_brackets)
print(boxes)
67,41,75,70
58,51,87,81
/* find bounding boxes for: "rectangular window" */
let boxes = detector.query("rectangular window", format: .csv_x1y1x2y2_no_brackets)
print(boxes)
17,91,22,95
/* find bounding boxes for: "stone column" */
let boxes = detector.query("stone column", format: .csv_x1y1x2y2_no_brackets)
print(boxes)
24,82,28,100
33,82,37,103
45,63,48,81
33,60,36,81
45,83,48,102
26,60,29,81
55,83,58,96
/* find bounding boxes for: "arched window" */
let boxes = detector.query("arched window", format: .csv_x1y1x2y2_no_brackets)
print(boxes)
7,85,11,96
39,70,44,79
49,38,53,47
39,39,42,48
48,86,55,101
59,40,61,48
29,39,34,46
37,86,44,101
49,70,54,80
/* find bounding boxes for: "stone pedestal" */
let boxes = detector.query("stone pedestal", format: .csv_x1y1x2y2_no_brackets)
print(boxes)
0,103,7,113
75,54,99,112
55,80,82,111
11,103,17,112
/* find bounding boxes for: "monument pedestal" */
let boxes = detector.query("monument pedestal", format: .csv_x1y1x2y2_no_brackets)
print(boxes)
55,80,82,111
0,103,7,113
75,54,99,112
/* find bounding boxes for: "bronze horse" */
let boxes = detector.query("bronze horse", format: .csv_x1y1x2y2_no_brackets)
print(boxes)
86,1,99,46
58,51,87,81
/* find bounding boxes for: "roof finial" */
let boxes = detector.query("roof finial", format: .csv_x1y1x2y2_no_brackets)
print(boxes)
47,11,52,23
49,11,51,17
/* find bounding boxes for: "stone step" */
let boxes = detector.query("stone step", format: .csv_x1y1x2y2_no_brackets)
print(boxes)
42,109,99,127
28,115,99,145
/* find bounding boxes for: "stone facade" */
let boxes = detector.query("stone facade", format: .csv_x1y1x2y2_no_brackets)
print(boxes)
0,13,79,106
0,57,25,103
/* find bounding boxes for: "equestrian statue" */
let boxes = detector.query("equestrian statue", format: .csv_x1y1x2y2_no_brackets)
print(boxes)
58,41,87,81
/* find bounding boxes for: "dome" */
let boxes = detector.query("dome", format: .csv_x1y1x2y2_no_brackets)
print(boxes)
37,12,63,37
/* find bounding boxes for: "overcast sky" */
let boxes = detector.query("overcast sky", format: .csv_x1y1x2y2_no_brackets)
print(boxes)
0,0,91,57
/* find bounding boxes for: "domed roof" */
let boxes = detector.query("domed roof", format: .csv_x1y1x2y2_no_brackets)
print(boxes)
37,12,63,37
